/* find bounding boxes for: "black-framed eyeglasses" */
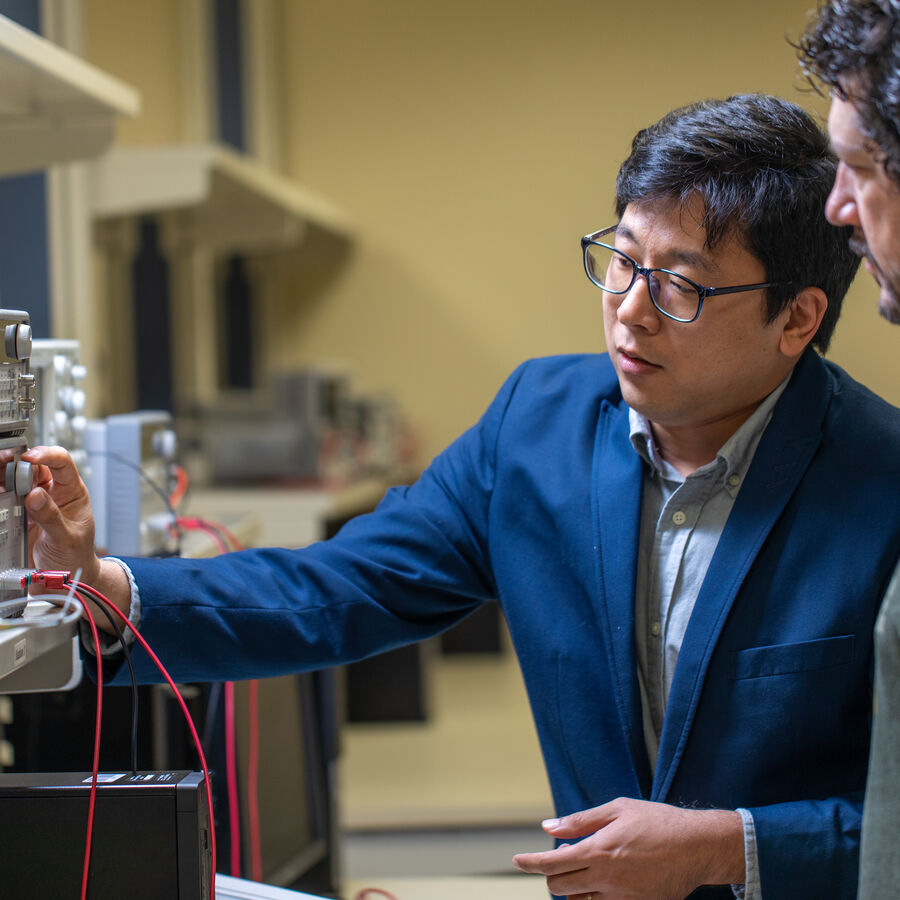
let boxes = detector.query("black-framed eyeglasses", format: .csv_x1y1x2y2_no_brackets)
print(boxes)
581,225,792,323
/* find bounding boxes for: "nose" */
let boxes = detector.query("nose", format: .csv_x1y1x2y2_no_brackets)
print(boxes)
612,272,661,332
825,162,860,227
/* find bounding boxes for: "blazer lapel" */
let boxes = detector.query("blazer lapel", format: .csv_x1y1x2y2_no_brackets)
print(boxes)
652,350,829,800
592,397,653,797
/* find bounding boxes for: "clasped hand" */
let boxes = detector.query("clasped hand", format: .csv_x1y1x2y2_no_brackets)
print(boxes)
512,797,744,900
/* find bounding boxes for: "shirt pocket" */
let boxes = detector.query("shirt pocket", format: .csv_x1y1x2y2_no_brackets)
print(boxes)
731,634,855,680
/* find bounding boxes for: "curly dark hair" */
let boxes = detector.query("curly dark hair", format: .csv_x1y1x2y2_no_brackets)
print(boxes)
797,0,900,186
615,94,860,353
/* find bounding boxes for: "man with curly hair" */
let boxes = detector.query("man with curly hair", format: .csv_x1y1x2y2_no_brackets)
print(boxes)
798,2,900,897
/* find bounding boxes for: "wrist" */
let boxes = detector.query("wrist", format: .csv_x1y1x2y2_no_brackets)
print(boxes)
94,558,132,618
80,553,103,588
695,809,746,885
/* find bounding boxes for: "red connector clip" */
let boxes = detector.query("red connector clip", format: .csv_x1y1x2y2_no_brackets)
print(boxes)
23,570,72,591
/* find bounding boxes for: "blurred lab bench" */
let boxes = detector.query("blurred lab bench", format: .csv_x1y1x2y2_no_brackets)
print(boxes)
185,478,399,549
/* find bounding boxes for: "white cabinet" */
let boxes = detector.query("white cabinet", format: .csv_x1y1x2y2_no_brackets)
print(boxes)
0,13,139,176
89,142,355,252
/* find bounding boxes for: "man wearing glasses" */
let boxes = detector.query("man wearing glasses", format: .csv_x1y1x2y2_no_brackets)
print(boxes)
22,93,900,899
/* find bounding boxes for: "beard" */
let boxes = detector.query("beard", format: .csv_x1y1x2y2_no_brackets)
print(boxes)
848,233,900,325
879,288,900,325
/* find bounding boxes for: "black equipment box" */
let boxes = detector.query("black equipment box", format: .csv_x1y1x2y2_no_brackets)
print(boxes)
0,770,211,900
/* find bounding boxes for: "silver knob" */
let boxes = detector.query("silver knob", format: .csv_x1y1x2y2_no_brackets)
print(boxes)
5,460,33,496
4,324,32,360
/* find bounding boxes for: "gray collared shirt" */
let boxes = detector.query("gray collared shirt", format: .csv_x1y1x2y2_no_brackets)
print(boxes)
629,372,790,900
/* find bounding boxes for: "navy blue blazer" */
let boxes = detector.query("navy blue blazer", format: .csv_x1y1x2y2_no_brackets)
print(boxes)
121,348,900,898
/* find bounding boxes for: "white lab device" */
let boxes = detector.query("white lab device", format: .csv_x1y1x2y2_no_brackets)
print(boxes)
26,339,88,474
91,410,179,558
0,309,34,619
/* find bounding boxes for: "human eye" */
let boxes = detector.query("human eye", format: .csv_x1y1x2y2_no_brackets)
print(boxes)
669,277,695,294
843,160,871,179
652,272,699,318
841,151,878,180
657,270,696,294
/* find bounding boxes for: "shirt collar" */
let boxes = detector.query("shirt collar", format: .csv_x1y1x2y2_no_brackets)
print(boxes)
628,370,793,489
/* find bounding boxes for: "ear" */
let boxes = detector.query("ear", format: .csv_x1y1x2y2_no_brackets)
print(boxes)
778,286,828,359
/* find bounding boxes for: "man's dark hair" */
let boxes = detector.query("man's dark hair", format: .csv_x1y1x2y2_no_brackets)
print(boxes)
615,93,859,353
797,0,900,186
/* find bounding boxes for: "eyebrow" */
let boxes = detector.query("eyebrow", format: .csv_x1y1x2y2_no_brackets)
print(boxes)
830,132,869,158
615,222,721,276
829,114,880,161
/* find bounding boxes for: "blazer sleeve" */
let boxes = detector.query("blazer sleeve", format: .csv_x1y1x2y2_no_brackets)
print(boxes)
748,791,862,898
109,362,531,685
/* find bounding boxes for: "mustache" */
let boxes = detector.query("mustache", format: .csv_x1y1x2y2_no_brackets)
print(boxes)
847,232,888,282
880,301,900,325
848,233,869,259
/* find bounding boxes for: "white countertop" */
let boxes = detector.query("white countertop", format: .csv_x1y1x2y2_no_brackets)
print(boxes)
218,874,548,900
342,875,548,899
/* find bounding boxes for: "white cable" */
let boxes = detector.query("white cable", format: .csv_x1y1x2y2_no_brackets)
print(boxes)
0,568,85,628
0,593,81,627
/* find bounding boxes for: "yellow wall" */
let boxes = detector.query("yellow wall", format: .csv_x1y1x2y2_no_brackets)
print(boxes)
82,0,185,145
83,0,900,462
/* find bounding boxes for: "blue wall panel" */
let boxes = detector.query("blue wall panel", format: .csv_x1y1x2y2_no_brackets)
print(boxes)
0,0,50,337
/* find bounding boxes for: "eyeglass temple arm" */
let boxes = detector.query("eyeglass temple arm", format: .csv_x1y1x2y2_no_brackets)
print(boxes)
704,281,790,298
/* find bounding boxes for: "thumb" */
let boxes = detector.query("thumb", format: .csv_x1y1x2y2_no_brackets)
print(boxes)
542,804,616,839
25,487,73,542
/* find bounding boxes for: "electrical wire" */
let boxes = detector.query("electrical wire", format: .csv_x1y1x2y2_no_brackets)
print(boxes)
176,515,262,879
247,678,262,882
211,524,264,881
207,518,243,552
90,450,182,555
353,889,400,900
175,517,244,877
169,463,190,510
177,516,244,553
89,591,140,775
73,590,103,900
178,517,230,555
224,679,241,877
72,579,217,900
17,575,140,775
62,511,252,889
202,681,223,751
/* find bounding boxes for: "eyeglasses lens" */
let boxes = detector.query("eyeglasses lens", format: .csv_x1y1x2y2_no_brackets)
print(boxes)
585,243,699,321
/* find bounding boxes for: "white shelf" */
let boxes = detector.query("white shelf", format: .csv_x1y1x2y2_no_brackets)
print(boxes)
0,13,139,176
89,143,355,252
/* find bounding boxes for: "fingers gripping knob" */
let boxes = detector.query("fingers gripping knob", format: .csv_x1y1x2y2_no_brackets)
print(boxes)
5,460,34,496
